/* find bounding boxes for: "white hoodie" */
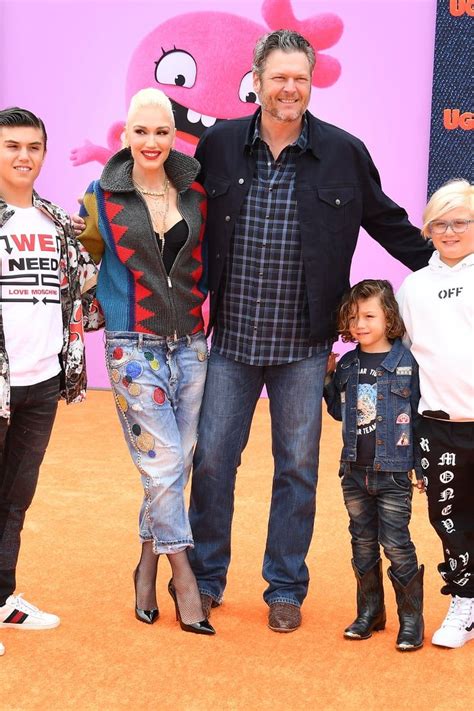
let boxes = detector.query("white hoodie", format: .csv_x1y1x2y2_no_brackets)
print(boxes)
396,251,474,421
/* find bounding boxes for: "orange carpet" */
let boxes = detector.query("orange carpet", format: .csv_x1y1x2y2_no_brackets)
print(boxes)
0,392,472,710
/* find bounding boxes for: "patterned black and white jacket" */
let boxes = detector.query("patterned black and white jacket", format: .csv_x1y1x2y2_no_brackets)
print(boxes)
0,193,103,419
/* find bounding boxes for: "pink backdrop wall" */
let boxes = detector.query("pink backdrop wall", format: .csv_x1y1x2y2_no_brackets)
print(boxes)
0,0,436,387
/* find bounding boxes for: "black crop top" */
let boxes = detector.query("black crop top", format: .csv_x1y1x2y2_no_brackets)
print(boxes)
155,219,188,274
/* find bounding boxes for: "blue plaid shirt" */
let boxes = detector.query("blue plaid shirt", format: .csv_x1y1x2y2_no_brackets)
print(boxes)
212,117,317,366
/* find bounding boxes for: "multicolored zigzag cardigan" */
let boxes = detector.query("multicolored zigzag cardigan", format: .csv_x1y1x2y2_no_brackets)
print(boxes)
80,148,207,338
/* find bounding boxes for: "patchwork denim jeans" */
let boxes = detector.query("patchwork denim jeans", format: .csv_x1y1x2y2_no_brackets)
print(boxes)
105,331,208,554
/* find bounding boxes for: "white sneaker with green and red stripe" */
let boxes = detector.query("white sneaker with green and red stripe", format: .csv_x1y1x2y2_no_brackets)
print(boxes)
0,594,60,630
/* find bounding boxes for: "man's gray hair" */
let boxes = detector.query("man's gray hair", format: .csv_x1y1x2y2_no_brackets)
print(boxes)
252,29,315,78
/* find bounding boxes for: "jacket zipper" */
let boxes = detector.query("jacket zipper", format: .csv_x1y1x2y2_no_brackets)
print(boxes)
40,204,71,397
167,192,194,340
167,275,177,340
137,191,180,338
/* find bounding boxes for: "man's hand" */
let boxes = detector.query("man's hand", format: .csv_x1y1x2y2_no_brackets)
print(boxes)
326,352,339,374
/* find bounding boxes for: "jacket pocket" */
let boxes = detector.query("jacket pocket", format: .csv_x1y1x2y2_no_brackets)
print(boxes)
203,176,231,199
390,382,411,399
390,471,412,491
317,186,355,233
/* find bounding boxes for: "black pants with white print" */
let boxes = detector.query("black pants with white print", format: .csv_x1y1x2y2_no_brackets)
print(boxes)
414,417,474,598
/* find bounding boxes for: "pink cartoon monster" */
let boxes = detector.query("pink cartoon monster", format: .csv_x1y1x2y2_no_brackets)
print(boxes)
70,0,343,165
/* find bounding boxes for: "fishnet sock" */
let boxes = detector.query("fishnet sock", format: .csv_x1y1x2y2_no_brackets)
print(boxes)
134,541,158,610
168,550,205,624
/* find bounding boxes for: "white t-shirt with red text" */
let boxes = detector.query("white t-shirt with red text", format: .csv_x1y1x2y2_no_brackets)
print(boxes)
1,206,63,385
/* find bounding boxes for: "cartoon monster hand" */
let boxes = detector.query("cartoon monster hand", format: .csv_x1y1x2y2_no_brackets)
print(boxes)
70,140,114,167
106,121,126,152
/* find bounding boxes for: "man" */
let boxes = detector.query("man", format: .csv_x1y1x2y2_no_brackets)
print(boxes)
188,30,433,632
0,107,100,648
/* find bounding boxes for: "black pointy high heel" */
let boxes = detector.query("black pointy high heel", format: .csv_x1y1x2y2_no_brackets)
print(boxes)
167,579,216,635
133,568,159,625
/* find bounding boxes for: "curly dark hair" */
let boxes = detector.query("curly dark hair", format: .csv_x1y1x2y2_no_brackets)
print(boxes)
337,279,405,343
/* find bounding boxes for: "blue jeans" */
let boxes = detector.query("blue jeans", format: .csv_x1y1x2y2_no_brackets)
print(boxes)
188,347,330,606
105,331,208,554
0,374,60,604
341,465,418,585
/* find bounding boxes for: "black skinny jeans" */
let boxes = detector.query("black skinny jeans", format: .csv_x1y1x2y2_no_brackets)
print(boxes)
0,374,60,604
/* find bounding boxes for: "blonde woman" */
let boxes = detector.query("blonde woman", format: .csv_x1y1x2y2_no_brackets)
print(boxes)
78,89,214,635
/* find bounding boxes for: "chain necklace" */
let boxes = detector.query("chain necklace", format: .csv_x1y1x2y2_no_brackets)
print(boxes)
133,177,169,197
134,177,170,253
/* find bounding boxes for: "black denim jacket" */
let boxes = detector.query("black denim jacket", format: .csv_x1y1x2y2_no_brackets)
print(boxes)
196,109,433,343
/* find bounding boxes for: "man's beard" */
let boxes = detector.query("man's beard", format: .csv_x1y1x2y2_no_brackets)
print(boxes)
259,92,307,123
264,104,304,123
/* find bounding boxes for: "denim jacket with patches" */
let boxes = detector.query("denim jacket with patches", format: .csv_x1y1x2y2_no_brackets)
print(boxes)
324,338,422,478
0,193,103,419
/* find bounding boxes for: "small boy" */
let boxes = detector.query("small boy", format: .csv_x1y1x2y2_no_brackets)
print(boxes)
325,279,424,651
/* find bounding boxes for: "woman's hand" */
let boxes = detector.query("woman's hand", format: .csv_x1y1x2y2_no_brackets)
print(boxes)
71,209,86,237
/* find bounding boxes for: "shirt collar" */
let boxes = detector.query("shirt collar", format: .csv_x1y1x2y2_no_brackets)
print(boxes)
248,111,309,153
429,250,474,272
353,338,406,372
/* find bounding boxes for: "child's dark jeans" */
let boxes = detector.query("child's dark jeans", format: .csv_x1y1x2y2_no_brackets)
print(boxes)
341,463,418,585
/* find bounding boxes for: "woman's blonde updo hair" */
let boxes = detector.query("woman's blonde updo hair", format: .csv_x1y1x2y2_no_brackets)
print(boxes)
421,179,473,238
122,88,175,148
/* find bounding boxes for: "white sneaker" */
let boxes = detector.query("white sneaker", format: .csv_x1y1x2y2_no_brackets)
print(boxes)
432,596,474,648
0,640,4,655
0,594,60,630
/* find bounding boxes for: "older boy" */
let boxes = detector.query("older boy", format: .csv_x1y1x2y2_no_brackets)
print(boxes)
0,107,99,645
397,179,474,648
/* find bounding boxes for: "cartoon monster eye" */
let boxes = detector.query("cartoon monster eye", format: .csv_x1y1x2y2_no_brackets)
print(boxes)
239,72,260,104
155,50,196,88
